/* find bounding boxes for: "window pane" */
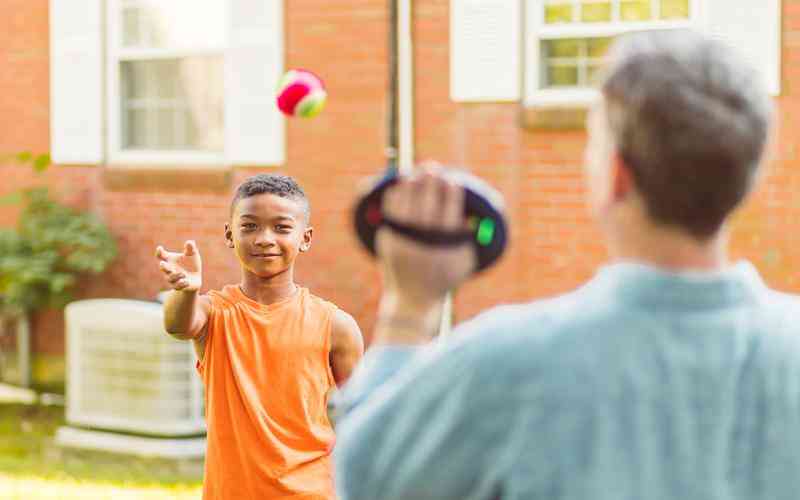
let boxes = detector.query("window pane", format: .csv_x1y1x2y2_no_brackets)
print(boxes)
156,109,177,149
545,2,574,24
660,0,690,19
587,63,605,85
125,109,149,149
620,0,652,21
121,0,226,49
120,57,223,151
122,8,141,46
183,110,200,149
547,64,579,87
121,60,149,100
547,39,581,58
154,61,179,99
543,37,612,88
580,1,612,22
587,37,613,58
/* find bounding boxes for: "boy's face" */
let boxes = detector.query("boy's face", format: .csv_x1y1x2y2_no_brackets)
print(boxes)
225,193,312,279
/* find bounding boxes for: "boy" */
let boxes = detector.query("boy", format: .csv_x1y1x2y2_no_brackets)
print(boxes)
156,174,364,499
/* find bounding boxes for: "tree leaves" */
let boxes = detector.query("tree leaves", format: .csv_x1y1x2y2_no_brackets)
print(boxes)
0,189,117,316
33,154,51,173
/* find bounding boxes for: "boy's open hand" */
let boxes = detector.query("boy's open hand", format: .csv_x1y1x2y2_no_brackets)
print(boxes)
156,240,202,292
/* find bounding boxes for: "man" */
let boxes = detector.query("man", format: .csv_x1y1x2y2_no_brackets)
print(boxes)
334,30,800,499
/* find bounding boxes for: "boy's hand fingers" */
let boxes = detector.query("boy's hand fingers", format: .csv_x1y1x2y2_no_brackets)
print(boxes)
166,271,185,284
184,240,197,257
157,246,184,263
174,279,189,290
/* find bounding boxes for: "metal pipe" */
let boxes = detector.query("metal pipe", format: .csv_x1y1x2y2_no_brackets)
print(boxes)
386,0,399,171
397,0,414,174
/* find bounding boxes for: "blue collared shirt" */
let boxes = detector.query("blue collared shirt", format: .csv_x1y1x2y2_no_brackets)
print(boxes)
334,262,800,500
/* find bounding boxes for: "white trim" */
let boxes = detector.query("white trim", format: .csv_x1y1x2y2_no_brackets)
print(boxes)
537,19,694,39
56,426,206,459
107,0,121,160
65,415,206,436
398,0,414,173
107,150,227,166
525,87,599,108
116,47,225,60
450,0,521,102
224,0,285,166
699,0,781,96
50,0,104,164
0,383,37,404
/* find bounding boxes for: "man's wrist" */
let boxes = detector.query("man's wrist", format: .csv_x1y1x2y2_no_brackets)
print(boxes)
373,294,444,345
378,292,443,317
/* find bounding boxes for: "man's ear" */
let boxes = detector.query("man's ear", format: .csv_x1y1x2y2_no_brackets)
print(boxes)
611,154,635,202
300,226,313,253
224,223,235,249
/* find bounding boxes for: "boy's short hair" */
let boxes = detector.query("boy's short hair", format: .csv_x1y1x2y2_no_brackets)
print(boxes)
231,174,310,222
601,30,773,240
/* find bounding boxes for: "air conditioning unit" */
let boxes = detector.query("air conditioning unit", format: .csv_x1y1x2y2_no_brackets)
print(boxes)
56,299,206,458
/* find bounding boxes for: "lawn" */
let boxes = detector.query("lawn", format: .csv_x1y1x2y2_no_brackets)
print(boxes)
0,403,203,499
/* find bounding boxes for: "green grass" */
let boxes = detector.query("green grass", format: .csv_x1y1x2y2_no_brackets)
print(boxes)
0,403,202,499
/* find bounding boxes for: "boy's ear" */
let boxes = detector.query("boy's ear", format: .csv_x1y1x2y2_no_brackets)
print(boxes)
300,226,313,253
224,223,235,248
611,154,635,202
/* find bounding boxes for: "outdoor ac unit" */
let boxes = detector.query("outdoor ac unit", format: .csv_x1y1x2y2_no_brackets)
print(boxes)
61,299,205,440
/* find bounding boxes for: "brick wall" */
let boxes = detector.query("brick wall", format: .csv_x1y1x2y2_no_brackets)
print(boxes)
414,0,800,320
1,0,799,357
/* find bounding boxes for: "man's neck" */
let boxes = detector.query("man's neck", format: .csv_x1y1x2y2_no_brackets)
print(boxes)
240,269,298,306
608,221,730,273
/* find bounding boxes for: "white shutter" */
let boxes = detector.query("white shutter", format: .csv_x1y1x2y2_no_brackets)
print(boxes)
225,0,285,166
703,0,781,96
49,0,103,164
450,0,521,102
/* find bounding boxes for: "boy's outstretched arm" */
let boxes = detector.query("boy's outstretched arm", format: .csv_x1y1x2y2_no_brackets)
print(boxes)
330,309,364,386
156,240,211,347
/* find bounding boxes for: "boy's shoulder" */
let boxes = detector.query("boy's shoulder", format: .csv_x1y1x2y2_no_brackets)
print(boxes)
304,289,344,316
205,284,241,310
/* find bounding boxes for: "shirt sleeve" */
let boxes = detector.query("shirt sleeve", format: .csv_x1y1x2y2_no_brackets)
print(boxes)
334,311,522,500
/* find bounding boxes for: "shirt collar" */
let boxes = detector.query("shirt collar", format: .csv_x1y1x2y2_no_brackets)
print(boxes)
590,260,767,309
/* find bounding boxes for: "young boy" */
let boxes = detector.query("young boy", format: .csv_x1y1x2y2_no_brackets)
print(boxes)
156,174,364,499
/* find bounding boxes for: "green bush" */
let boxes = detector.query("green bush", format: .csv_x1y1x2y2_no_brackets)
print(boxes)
0,188,117,317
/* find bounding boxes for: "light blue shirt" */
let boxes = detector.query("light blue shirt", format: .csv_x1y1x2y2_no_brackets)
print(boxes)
334,262,800,500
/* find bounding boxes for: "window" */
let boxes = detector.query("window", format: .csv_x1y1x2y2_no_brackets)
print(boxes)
448,0,778,110
525,0,700,107
107,0,226,163
51,0,285,167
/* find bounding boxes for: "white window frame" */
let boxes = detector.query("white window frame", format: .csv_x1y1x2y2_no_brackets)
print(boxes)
106,0,228,166
524,0,702,108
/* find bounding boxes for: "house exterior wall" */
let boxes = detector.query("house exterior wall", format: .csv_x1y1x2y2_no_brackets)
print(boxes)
1,0,798,359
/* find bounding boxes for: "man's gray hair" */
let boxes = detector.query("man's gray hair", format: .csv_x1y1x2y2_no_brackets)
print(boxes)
600,29,773,239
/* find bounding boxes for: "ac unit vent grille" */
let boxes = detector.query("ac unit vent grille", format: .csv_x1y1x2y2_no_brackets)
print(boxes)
65,300,205,436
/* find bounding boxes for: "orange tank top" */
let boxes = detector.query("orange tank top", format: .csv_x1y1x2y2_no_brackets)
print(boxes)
198,285,338,499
